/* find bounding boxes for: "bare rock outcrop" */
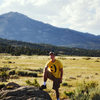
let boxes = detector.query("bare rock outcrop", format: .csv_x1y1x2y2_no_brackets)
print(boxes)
0,82,51,100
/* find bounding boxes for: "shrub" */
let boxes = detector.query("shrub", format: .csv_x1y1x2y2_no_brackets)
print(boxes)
95,60,100,62
0,66,10,72
0,71,9,82
10,75,19,79
26,80,31,85
26,68,43,73
0,83,5,89
92,93,100,100
62,82,68,86
64,91,74,98
89,88,100,100
27,72,37,77
72,58,76,60
9,70,15,75
17,70,38,77
33,68,43,73
26,79,40,87
70,81,99,100
83,57,91,60
17,70,28,76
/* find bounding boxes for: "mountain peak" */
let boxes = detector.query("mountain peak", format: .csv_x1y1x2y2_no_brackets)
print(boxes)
1,12,28,19
5,11,20,15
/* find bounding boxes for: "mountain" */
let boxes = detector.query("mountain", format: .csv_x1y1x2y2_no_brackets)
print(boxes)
0,12,100,50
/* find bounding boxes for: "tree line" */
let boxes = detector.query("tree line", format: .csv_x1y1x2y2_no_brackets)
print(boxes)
0,44,100,57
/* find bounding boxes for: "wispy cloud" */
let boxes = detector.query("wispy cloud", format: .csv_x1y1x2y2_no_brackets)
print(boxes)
0,0,100,35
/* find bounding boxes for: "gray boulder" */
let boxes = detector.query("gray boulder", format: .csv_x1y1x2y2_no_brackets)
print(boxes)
0,82,51,100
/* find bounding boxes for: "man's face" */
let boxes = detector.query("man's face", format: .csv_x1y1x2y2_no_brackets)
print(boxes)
50,54,55,59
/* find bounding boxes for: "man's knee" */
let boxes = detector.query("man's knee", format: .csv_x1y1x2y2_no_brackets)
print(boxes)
44,66,48,72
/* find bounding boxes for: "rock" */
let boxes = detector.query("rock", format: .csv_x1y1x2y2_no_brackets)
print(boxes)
77,75,81,78
95,73,99,75
85,76,89,79
69,77,76,80
0,82,51,100
2,82,20,90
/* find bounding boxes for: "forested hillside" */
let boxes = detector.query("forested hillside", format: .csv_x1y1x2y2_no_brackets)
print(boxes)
0,38,100,57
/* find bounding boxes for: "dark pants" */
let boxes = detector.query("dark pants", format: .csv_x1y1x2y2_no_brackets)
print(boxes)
44,70,60,90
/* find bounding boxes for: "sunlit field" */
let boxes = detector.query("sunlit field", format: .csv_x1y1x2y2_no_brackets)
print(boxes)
0,54,100,100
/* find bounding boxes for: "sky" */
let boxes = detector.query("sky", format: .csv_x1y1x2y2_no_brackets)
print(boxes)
0,0,100,35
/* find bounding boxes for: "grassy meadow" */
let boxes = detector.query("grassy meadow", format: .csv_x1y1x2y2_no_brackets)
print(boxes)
0,54,100,100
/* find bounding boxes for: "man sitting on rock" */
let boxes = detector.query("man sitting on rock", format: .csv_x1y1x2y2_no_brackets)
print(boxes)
40,51,63,100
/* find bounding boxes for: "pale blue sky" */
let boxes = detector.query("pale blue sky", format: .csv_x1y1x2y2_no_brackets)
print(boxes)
0,0,3,4
0,0,100,35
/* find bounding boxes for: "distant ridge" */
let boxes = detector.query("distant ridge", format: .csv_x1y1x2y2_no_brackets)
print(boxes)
0,12,100,50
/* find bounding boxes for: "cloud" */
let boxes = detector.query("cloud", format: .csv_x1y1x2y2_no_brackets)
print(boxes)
47,0,100,35
55,0,100,35
32,0,50,6
0,0,100,35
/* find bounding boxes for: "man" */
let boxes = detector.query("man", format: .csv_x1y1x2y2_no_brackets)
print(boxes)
40,51,63,100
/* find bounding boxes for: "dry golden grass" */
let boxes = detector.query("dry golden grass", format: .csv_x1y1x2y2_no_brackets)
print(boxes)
0,54,100,100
